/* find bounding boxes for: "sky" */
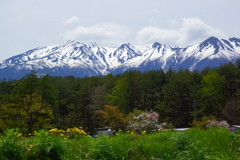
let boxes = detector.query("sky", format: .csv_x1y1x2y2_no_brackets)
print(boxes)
1,0,240,61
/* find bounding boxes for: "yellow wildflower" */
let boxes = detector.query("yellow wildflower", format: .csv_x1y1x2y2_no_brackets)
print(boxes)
49,128,58,133
16,133,22,137
58,129,65,133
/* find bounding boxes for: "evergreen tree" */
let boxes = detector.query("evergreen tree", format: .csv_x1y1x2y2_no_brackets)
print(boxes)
161,70,195,127
198,71,226,117
0,71,53,133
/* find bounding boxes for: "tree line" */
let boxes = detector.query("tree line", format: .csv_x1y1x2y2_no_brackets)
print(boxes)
1,60,240,133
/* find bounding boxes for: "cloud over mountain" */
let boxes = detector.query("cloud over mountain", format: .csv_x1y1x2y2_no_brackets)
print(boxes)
136,18,226,46
64,16,80,25
63,23,130,46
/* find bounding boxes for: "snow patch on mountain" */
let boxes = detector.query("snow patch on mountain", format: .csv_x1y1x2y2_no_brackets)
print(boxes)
1,37,240,79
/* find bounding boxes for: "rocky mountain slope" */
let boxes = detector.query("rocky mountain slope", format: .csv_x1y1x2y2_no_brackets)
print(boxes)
1,36,240,79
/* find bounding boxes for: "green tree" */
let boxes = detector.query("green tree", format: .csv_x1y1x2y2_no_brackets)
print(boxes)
1,71,53,133
51,76,79,129
67,81,92,130
106,77,130,113
198,71,226,116
107,70,142,114
160,69,195,127
0,79,16,95
141,70,167,111
217,62,238,99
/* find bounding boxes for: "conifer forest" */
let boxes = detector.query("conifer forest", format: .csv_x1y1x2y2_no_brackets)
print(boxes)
1,60,240,134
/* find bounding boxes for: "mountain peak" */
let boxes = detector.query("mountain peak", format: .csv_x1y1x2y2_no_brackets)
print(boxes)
118,43,133,50
122,42,131,47
1,36,240,79
205,36,219,42
199,36,221,50
66,40,77,44
88,42,98,48
152,42,162,48
229,37,240,42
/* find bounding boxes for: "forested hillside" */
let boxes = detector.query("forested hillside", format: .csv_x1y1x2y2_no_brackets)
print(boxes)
1,60,240,133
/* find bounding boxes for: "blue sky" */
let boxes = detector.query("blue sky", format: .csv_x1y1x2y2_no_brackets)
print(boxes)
1,0,240,61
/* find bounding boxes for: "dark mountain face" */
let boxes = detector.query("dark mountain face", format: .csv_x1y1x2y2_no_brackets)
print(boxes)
0,37,240,79
199,36,223,53
152,42,162,48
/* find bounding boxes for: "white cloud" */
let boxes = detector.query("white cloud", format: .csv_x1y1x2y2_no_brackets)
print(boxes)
177,18,226,45
63,23,129,46
137,18,227,46
64,16,80,25
136,26,180,46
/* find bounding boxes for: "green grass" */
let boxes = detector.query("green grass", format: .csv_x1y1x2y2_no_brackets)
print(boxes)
0,128,240,160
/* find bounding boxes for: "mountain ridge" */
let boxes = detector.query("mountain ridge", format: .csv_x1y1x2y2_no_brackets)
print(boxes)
1,36,240,79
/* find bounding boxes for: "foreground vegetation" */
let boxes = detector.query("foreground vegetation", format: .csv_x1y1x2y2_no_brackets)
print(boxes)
0,127,240,160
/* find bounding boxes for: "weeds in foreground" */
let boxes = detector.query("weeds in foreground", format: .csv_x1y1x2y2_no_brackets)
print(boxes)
0,127,240,160
0,128,25,160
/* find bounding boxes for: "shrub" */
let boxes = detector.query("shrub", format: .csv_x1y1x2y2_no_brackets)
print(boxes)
0,128,25,160
127,110,163,133
26,129,66,160
193,115,229,129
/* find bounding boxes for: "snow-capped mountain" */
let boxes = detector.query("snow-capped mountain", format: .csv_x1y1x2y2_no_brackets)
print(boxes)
1,36,240,79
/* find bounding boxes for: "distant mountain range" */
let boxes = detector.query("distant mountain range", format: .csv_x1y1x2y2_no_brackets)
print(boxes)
1,36,240,79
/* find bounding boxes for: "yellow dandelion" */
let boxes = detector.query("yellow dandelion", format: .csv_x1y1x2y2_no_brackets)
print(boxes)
49,128,58,133
16,133,22,137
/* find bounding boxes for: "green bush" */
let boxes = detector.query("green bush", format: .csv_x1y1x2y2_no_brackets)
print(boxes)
0,128,25,160
26,130,66,160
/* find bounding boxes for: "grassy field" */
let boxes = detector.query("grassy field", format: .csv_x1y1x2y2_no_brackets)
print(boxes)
0,127,240,160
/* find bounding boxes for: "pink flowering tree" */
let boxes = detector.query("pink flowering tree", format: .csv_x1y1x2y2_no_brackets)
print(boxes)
127,110,163,133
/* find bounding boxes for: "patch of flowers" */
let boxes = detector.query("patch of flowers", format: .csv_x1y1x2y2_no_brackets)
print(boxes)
49,126,87,139
26,144,33,151
128,110,163,133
